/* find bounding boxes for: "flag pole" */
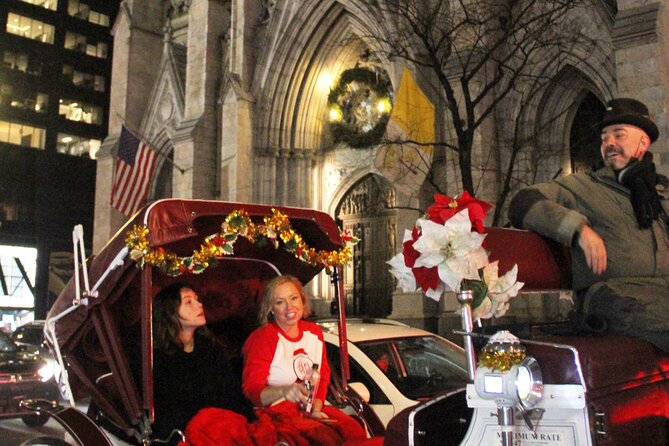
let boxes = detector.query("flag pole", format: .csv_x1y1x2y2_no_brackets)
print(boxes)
114,112,186,174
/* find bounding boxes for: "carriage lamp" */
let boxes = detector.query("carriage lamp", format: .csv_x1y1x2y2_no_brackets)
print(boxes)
474,331,543,446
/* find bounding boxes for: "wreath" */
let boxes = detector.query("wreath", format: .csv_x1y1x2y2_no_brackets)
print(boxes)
327,66,393,148
125,208,359,277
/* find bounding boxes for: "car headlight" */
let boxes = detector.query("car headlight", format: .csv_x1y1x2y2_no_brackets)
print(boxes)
37,362,55,382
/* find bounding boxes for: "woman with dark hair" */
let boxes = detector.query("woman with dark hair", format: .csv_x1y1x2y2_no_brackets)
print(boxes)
241,275,330,419
151,282,253,443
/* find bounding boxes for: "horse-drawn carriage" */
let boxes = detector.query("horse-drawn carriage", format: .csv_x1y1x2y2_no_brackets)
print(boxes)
17,199,669,446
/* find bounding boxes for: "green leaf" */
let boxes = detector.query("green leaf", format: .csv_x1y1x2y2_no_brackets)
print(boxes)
462,279,488,309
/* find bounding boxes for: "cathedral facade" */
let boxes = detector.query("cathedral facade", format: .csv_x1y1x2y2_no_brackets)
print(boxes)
94,0,668,324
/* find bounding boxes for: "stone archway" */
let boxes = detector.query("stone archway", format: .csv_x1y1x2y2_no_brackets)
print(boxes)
569,92,605,173
335,173,396,317
145,129,176,202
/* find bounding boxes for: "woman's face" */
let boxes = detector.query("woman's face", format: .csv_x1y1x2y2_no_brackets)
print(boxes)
177,287,206,330
271,281,304,331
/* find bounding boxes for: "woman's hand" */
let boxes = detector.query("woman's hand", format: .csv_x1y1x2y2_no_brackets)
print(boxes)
280,383,308,405
260,383,308,406
310,410,329,420
308,398,328,419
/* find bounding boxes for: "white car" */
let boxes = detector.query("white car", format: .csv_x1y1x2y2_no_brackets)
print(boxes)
318,318,469,427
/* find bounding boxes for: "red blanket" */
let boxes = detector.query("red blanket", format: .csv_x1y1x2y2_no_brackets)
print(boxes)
179,401,384,446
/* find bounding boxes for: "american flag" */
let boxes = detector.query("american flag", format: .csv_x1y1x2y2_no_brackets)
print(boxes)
110,126,158,216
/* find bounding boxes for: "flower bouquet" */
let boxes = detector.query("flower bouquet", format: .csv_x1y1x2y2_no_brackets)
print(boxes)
387,192,524,321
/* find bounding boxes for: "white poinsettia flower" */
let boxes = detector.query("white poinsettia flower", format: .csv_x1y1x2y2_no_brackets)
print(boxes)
472,297,493,320
387,252,418,293
424,281,445,301
387,230,418,292
412,210,488,292
482,262,524,318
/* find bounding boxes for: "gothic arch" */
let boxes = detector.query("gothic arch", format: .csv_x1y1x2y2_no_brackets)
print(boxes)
253,0,395,154
135,41,186,202
325,166,381,217
147,128,176,201
533,65,608,181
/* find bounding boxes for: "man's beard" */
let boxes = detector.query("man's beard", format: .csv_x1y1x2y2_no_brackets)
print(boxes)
603,146,624,169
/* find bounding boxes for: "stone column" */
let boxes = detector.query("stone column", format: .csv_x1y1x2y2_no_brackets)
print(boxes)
293,148,304,207
278,148,291,204
172,0,227,199
613,1,668,171
220,75,254,202
93,0,164,252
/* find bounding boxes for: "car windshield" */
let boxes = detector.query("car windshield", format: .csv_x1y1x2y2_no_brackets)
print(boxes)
357,335,469,400
0,330,18,353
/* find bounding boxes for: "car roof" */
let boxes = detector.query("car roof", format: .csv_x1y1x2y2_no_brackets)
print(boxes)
16,320,45,328
317,318,435,343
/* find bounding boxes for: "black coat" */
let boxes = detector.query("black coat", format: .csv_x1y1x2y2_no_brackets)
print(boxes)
152,334,254,443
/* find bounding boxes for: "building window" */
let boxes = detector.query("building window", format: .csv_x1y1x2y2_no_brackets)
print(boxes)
3,50,43,75
57,133,101,159
6,13,55,44
58,98,103,125
64,32,108,59
17,0,58,11
0,246,37,317
88,11,110,27
62,65,106,92
0,120,46,149
0,85,49,113
68,0,110,27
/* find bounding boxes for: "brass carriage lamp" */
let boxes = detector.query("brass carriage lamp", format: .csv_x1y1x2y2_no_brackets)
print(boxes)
474,331,544,446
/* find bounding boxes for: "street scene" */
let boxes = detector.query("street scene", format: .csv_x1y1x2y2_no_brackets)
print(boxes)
1,0,668,445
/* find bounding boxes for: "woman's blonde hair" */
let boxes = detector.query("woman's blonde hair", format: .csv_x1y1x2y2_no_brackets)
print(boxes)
258,275,312,326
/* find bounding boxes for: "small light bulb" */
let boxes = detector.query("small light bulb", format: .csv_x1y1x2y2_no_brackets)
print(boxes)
329,107,342,122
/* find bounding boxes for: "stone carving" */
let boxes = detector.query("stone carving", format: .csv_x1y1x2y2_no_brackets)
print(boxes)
166,0,191,20
260,0,278,25
387,221,396,253
338,175,395,217
157,90,175,125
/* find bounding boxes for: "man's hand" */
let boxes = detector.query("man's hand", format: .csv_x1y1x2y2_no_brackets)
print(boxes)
577,225,607,275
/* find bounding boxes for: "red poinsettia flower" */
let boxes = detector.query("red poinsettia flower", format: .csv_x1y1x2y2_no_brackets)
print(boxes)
426,191,492,233
402,227,421,267
402,226,441,293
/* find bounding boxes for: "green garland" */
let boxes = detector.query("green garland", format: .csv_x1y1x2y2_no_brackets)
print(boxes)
327,67,393,148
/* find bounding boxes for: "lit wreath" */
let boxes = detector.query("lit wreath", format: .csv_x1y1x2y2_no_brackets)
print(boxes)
327,66,393,148
125,208,359,277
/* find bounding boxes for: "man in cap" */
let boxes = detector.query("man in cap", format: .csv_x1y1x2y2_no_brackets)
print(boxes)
508,98,669,352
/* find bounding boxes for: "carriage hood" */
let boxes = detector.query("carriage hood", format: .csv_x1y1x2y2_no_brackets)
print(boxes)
46,199,345,437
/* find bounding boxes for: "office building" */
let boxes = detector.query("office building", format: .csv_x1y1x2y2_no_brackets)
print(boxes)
0,0,119,329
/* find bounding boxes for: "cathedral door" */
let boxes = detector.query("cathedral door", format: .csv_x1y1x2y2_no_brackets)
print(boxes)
336,174,397,317
570,92,605,173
